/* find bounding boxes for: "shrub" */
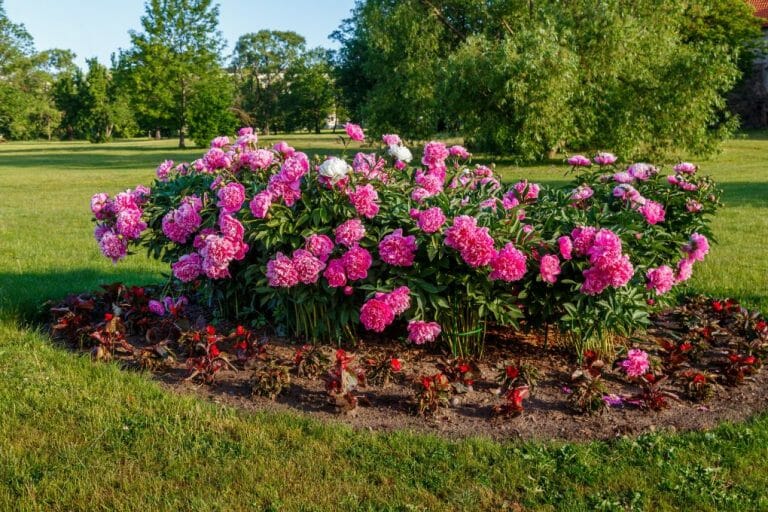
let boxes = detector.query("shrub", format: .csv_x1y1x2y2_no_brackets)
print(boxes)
90,129,719,357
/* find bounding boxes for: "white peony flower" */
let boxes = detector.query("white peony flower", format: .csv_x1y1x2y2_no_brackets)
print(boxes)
318,157,351,184
388,144,413,163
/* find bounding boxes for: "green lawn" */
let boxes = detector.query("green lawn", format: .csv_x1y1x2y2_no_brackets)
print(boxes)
0,135,767,510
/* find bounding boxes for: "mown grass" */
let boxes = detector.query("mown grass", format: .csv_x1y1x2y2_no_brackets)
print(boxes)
0,134,767,510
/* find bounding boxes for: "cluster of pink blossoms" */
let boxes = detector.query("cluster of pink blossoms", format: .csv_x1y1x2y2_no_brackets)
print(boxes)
352,152,388,182
444,215,496,268
674,232,710,284
92,187,150,262
646,265,675,295
360,286,411,332
162,196,202,244
195,213,249,279
567,227,635,295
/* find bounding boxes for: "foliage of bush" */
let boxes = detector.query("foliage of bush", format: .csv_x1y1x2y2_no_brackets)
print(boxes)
90,128,719,356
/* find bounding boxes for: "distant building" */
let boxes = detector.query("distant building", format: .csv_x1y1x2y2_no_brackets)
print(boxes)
733,0,768,127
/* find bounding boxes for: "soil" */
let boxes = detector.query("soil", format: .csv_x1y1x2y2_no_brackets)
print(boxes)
50,295,768,442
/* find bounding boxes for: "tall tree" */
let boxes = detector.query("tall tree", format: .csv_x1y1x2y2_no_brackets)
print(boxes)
231,30,306,134
281,48,336,133
114,0,224,147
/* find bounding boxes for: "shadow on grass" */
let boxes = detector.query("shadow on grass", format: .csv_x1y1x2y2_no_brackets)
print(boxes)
0,268,164,322
720,182,768,207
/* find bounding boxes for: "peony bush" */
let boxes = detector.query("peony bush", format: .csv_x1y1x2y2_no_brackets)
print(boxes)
91,126,720,357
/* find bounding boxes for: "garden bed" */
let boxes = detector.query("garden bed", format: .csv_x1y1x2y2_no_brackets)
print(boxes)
50,289,768,442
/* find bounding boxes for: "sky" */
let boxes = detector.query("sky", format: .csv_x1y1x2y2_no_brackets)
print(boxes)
4,0,358,68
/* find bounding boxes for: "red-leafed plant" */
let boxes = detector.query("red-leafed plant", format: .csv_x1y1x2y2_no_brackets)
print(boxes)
324,349,366,414
568,350,608,414
363,355,404,387
293,344,330,378
679,369,719,402
496,360,539,394
722,352,760,385
89,313,134,361
50,295,97,344
493,386,530,417
437,358,481,393
252,359,292,400
186,325,236,384
415,372,452,415
629,373,679,411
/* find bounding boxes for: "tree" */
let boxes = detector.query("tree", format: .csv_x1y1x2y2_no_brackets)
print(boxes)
187,68,237,145
114,0,224,147
231,30,306,134
281,48,335,133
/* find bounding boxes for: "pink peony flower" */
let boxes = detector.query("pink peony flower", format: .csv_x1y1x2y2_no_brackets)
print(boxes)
558,236,573,260
421,141,449,167
249,190,273,219
593,152,617,166
449,145,470,159
627,163,657,181
570,185,594,202
567,155,591,167
241,149,274,170
376,286,411,316
98,230,127,263
323,258,347,287
115,208,146,240
416,207,446,234
203,148,232,171
639,200,666,225
266,252,299,287
341,245,372,281
348,184,380,219
156,160,174,182
305,234,335,262
489,243,527,282
675,258,694,283
646,265,675,295
502,191,520,210
459,227,496,268
540,254,561,284
291,249,326,285
444,215,478,253
620,349,650,378
359,298,395,332
407,320,442,344
379,229,417,267
216,182,246,214
345,122,365,142
382,133,401,146
210,136,230,149
335,219,366,247
200,235,236,279
683,233,709,262
613,172,634,184
571,226,597,256
273,141,295,157
674,162,697,174
172,253,203,282
686,199,703,213
90,193,110,219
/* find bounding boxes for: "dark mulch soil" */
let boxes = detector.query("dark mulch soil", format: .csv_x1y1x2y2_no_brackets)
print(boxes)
50,293,768,442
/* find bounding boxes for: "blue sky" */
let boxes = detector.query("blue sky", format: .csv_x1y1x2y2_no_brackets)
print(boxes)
4,0,358,68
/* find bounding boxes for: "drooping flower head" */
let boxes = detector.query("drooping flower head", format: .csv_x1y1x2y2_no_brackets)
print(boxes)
407,320,441,344
375,286,411,316
683,233,710,262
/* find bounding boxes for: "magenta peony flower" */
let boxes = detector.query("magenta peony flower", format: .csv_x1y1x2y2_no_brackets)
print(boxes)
460,227,496,268
407,320,442,344
686,199,703,213
266,252,299,288
416,206,446,234
620,349,650,378
613,172,634,184
489,243,527,282
305,234,335,262
148,300,165,316
345,122,365,142
348,184,380,219
272,141,295,157
280,153,310,181
359,298,395,332
249,190,273,219
90,193,110,219
210,136,230,149
567,155,591,167
444,215,478,253
627,163,657,181
172,253,203,282
502,191,520,210
335,218,366,247
558,236,573,260
200,235,236,279
571,226,597,256
243,149,274,170
291,249,326,285
421,141,450,167
115,208,146,240
203,148,232,171
323,258,347,287
379,229,418,267
216,182,246,214
540,254,561,284
675,258,694,283
570,185,594,202
646,265,675,295
593,152,617,166
639,200,666,225
341,245,372,281
449,145,470,159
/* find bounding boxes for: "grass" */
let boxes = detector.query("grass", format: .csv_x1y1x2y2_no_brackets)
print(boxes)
0,134,767,510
